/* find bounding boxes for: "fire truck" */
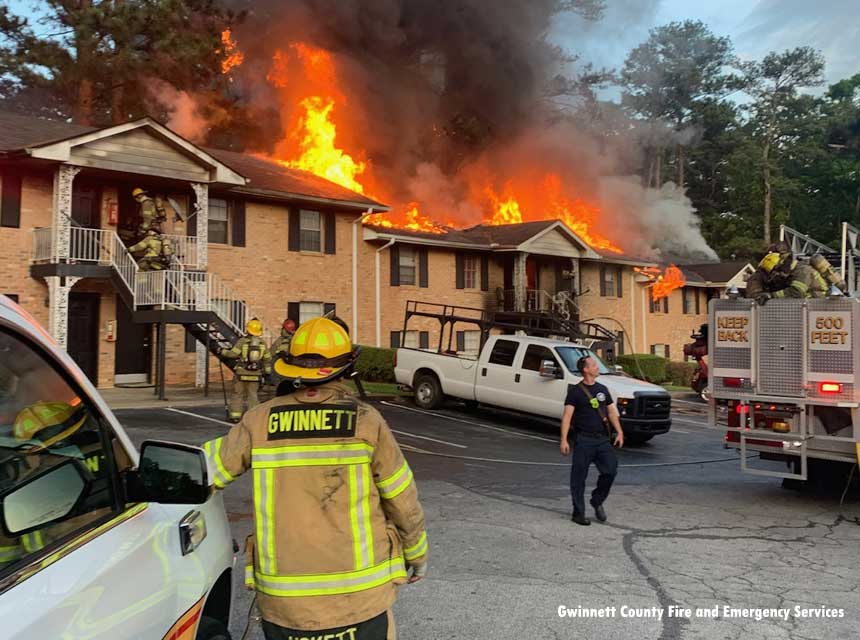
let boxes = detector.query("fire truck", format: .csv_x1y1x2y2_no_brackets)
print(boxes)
708,223,860,483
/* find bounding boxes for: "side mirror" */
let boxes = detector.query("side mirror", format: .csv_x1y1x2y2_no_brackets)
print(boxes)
1,459,88,536
127,441,210,504
614,365,625,373
539,359,561,379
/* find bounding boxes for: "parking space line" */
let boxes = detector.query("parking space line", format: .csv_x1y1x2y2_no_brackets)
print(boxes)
380,401,559,443
167,407,231,427
391,429,468,449
405,448,743,468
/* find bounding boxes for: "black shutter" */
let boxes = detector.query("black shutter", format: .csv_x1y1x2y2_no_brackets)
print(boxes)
323,302,336,317
663,296,669,313
616,267,623,298
390,245,400,286
419,331,429,349
695,289,701,314
616,331,624,355
664,345,670,359
418,248,428,288
456,331,465,352
287,302,300,325
288,208,300,252
231,200,246,247
455,252,465,289
481,255,489,291
1,173,22,228
184,329,197,353
390,331,400,348
324,212,336,254
599,266,607,296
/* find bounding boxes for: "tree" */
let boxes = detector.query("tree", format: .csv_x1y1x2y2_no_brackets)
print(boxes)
744,47,825,243
0,0,242,125
620,20,743,190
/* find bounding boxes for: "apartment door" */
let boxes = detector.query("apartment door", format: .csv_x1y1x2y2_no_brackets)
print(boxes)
115,297,151,384
67,292,100,384
72,183,101,229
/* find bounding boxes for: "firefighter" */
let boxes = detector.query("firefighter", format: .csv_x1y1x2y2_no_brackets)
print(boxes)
220,318,272,423
745,241,827,303
127,229,173,271
203,317,428,639
270,318,296,359
132,188,166,235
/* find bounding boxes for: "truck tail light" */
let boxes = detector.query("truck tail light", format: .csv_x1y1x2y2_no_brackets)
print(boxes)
723,377,743,387
819,382,842,394
735,404,749,414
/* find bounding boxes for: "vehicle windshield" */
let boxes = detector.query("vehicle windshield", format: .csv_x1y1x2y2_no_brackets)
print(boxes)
556,346,616,375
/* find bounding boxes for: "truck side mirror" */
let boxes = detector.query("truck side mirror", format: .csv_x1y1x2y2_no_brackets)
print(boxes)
539,359,561,379
127,441,210,504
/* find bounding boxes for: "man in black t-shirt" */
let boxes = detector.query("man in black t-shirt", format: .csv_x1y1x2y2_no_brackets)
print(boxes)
560,355,624,525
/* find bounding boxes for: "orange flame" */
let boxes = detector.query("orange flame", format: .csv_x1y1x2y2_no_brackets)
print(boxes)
220,29,244,74
365,204,446,234
635,265,687,300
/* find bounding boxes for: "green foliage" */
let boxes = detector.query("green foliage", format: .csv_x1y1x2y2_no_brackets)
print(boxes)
616,354,667,384
666,361,698,387
355,346,396,383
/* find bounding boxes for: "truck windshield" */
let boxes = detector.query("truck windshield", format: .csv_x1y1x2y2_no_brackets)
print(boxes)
556,347,615,375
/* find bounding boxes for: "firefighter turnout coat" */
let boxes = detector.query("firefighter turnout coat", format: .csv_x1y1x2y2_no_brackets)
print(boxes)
203,382,428,630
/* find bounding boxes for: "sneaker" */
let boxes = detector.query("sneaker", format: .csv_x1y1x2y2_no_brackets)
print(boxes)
571,512,591,526
591,501,607,522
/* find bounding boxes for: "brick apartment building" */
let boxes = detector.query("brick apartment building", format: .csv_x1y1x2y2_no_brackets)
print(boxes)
0,110,752,389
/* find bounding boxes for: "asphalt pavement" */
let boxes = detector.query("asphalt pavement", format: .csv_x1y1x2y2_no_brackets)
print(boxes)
114,397,860,640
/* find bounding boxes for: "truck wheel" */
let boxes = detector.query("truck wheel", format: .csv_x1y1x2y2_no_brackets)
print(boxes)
196,616,231,640
414,374,443,409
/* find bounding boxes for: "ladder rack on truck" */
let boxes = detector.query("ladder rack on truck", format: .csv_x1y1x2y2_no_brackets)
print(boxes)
707,296,860,480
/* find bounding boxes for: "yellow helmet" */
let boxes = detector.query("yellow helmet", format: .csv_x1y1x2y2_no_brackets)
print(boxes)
14,401,87,449
132,188,146,199
246,318,263,337
274,317,357,386
759,252,781,273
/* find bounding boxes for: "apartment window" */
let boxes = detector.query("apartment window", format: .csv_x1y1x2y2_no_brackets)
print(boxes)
300,210,322,252
463,256,477,289
682,288,699,315
600,266,623,298
208,197,229,244
299,302,324,325
650,344,670,359
650,295,669,313
399,246,417,286
403,330,419,349
455,330,481,356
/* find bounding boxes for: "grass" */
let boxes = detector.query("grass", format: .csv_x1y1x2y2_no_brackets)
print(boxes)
344,381,410,397
662,384,694,392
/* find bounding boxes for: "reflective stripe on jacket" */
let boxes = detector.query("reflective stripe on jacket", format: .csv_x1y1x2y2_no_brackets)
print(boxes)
203,382,427,630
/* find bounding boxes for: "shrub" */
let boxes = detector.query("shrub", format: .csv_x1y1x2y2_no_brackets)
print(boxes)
616,354,667,384
666,361,698,387
355,345,396,383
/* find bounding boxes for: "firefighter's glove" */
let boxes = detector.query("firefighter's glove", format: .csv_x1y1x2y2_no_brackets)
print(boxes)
407,562,427,584
755,292,772,305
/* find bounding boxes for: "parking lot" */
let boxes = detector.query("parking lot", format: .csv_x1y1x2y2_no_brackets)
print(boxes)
116,397,860,640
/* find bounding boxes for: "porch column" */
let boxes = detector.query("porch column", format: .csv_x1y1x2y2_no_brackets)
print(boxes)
52,165,81,261
513,252,528,312
46,275,81,350
191,183,209,269
195,341,208,388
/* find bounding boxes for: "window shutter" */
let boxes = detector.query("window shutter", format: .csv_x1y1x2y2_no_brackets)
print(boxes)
390,331,400,348
456,331,465,352
599,266,607,296
616,267,623,298
324,212,336,254
664,345,670,359
1,173,22,228
481,255,489,291
184,329,197,353
390,245,400,286
650,345,656,355
419,331,429,349
418,248,428,288
231,200,246,247
287,302,300,325
695,289,701,314
288,208,300,251
663,296,669,314
323,302,336,318
455,252,465,289
616,331,624,356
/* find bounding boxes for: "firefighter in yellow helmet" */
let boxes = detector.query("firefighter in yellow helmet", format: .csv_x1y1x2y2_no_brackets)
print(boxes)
127,229,174,271
219,318,272,423
132,187,166,235
202,317,428,639
745,241,827,303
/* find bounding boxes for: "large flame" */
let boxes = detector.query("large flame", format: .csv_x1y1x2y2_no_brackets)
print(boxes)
365,204,447,234
635,265,687,301
220,30,244,74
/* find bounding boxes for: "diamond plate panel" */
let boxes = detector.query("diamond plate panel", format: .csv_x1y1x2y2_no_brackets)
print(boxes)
758,301,805,397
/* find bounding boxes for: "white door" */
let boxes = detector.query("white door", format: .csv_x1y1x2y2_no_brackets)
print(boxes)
475,338,526,408
515,344,569,418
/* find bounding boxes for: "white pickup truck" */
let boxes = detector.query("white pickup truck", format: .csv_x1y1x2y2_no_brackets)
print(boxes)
395,334,672,443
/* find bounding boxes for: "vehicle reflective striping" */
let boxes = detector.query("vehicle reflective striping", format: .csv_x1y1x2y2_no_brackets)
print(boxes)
403,531,428,561
162,595,205,640
254,557,407,597
376,460,413,499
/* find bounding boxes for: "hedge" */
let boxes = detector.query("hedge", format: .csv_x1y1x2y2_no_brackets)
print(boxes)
355,345,396,383
616,354,667,384
666,361,698,387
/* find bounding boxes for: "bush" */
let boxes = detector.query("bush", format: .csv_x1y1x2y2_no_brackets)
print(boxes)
355,345,396,383
616,354,667,384
666,361,698,387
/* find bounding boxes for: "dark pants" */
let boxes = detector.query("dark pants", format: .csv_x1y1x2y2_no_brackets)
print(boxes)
570,435,618,516
262,610,390,640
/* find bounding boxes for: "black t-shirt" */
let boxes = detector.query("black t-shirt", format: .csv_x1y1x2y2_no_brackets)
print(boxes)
565,381,614,436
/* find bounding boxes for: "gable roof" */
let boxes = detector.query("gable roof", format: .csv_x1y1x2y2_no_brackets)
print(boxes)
682,260,754,285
